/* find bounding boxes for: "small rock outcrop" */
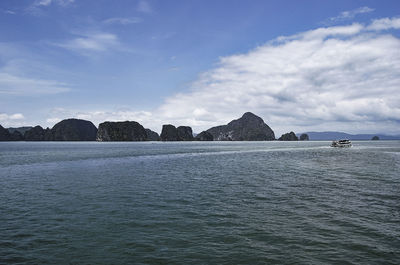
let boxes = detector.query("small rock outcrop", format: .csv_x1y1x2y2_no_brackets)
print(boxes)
0,124,11,141
299,133,309,141
177,126,194,141
97,121,147,141
278,131,298,141
206,112,275,141
160,125,195,141
371,136,380,140
194,131,214,141
160,125,179,141
145,129,160,141
51,119,97,141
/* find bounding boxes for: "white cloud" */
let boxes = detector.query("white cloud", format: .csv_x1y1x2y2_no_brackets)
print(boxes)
56,32,119,53
46,117,62,124
150,19,400,135
277,23,363,42
34,0,52,6
56,0,75,6
0,113,25,127
33,0,74,7
103,17,143,25
328,6,374,23
0,73,70,95
367,17,400,31
43,18,400,135
4,10,16,15
26,0,74,15
11,113,24,120
0,113,24,121
137,0,152,13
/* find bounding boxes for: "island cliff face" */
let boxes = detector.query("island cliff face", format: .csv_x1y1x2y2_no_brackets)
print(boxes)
1,125,29,141
10,131,24,141
177,126,194,141
206,112,275,141
145,129,160,141
160,125,194,141
299,133,309,141
1,113,277,142
279,132,298,141
194,131,213,141
51,119,97,141
160,125,178,141
24,126,52,141
23,119,96,141
0,125,11,141
97,121,147,141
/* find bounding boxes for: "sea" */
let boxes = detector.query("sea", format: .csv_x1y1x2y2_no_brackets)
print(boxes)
1,141,399,264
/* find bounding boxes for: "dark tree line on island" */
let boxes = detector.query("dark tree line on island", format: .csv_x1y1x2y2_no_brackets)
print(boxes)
0,112,311,142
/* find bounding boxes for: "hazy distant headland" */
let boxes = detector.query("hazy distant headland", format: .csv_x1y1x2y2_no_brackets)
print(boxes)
296,131,400,141
0,112,398,141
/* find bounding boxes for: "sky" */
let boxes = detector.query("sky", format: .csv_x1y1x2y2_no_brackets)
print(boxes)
0,0,399,136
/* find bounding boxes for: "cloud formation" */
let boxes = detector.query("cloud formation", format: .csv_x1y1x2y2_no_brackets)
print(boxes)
33,0,74,7
327,6,374,23
3,10,16,15
44,18,400,135
27,0,74,15
0,73,70,95
56,32,120,53
0,43,71,98
367,17,400,31
0,113,25,127
103,17,143,25
0,113,24,121
151,18,400,135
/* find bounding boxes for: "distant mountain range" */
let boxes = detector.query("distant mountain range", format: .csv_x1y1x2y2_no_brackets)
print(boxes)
298,132,400,140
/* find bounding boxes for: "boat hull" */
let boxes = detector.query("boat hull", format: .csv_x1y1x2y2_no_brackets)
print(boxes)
331,140,352,147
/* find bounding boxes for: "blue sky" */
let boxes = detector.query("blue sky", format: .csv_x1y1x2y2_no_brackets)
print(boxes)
0,0,399,135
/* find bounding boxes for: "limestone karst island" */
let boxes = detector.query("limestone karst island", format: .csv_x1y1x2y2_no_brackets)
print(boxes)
1,112,306,142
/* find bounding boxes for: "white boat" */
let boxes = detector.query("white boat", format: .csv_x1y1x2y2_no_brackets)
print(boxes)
331,139,352,147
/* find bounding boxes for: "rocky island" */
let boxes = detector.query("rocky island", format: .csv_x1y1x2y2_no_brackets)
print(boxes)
51,119,97,141
160,125,194,141
194,131,214,141
206,112,275,141
145,129,161,141
97,121,148,141
299,133,309,141
278,132,298,141
23,119,97,141
0,125,11,141
24,126,53,141
0,112,338,142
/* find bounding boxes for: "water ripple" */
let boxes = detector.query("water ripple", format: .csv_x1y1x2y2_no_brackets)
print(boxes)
0,141,399,264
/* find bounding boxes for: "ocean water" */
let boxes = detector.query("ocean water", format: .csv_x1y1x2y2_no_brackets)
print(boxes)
1,141,399,264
